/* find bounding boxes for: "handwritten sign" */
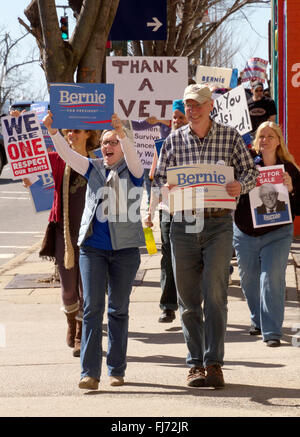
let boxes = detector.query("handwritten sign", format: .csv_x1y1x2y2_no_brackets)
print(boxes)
210,86,252,135
1,112,52,180
249,165,292,228
106,56,188,119
196,65,232,88
167,164,236,213
50,83,114,129
133,126,161,169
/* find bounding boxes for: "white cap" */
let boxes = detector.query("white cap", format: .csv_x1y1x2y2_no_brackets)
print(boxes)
183,84,212,104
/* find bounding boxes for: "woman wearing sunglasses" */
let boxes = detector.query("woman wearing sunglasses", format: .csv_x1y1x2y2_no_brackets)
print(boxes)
43,112,145,390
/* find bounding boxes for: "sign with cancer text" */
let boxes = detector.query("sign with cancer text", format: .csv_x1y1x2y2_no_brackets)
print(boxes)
1,112,52,180
210,86,252,135
106,57,188,120
196,65,232,88
166,164,236,213
249,165,292,228
50,83,114,130
133,125,161,169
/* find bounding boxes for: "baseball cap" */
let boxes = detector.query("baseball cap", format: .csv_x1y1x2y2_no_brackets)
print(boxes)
183,84,212,104
251,81,264,90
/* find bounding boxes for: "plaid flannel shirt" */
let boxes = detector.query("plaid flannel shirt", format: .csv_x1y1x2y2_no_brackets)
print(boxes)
153,120,259,212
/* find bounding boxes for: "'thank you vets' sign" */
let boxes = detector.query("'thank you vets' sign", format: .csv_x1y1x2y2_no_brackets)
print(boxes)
50,83,114,130
196,65,233,88
1,112,52,180
167,164,236,213
210,86,252,136
106,57,188,120
109,0,167,41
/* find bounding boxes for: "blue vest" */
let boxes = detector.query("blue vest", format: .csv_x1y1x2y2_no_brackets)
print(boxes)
78,159,145,250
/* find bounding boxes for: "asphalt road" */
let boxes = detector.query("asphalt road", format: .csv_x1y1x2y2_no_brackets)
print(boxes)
0,164,48,266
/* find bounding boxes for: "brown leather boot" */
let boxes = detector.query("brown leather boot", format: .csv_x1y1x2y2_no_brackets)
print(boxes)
73,320,82,357
65,311,77,348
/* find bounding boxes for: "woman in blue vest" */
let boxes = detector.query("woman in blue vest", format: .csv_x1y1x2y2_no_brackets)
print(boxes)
43,112,145,390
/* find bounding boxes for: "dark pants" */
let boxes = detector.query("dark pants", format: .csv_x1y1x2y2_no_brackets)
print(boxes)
159,210,178,311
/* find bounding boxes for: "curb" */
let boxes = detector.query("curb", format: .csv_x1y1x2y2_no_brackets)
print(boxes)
0,239,43,276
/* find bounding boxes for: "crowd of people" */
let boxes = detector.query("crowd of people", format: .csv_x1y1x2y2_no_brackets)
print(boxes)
13,78,300,391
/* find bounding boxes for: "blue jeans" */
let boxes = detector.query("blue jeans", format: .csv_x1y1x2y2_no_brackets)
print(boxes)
170,215,233,368
233,223,293,341
159,210,178,311
79,246,140,380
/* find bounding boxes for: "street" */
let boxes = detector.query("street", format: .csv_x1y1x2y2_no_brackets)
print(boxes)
0,164,48,266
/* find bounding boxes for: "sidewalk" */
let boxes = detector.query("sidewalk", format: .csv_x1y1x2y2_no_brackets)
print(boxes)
0,202,300,418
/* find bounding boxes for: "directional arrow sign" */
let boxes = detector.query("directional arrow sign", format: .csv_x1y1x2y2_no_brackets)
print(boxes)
147,17,163,32
109,0,167,41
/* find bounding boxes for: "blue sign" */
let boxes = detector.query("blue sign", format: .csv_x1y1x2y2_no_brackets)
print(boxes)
31,102,55,152
29,173,54,213
154,138,164,157
109,0,167,41
50,83,114,130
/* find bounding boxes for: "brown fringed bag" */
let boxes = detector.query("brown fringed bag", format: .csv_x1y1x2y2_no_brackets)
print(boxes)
39,221,57,259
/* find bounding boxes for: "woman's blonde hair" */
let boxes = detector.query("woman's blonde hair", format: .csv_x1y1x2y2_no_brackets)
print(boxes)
253,121,300,170
61,129,100,151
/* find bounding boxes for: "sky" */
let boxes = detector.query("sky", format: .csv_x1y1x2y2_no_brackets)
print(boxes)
1,1,271,104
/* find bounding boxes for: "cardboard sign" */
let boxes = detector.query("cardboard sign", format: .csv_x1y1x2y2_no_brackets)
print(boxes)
249,165,292,228
1,112,52,180
133,125,161,169
106,56,188,119
50,83,114,129
196,65,232,88
211,86,252,135
167,164,236,213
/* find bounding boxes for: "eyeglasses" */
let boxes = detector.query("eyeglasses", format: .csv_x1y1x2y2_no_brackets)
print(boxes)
67,129,83,134
102,139,119,146
254,88,263,93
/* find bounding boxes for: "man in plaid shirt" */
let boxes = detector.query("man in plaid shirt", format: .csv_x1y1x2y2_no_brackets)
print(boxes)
154,84,258,388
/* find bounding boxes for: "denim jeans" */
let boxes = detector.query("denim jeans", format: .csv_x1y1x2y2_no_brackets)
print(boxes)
79,245,140,380
170,215,233,368
159,210,178,311
233,223,293,341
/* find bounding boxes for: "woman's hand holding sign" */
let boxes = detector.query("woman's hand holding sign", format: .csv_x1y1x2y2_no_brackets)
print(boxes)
43,111,58,136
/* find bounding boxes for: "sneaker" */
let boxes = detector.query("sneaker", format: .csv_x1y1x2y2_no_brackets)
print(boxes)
205,364,225,388
187,367,205,387
249,326,261,336
266,339,281,347
78,376,99,390
110,376,124,386
158,309,176,323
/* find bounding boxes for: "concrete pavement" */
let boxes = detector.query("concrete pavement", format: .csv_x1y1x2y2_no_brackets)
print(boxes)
0,204,300,418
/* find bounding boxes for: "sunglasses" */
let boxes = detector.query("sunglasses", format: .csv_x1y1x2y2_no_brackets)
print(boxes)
102,140,119,146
